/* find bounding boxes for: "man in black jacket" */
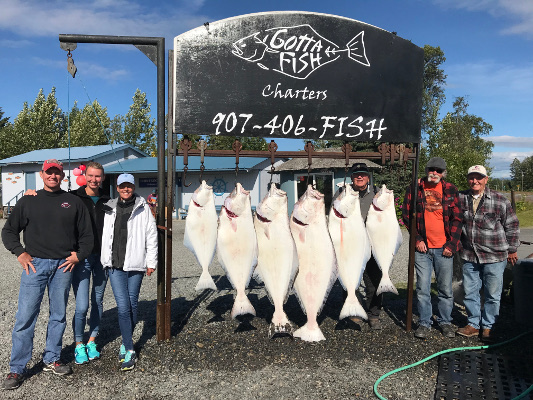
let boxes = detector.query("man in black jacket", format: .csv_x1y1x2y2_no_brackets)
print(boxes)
2,159,93,390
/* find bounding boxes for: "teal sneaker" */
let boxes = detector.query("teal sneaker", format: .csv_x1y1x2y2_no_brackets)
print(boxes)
120,350,137,371
74,344,89,365
86,341,100,360
118,344,126,363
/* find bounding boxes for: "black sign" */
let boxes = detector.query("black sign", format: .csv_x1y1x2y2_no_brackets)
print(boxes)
173,12,423,143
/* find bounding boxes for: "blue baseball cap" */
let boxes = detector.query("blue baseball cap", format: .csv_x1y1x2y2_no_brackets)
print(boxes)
117,173,135,186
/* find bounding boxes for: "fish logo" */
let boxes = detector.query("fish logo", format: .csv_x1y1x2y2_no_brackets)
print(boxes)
231,24,370,79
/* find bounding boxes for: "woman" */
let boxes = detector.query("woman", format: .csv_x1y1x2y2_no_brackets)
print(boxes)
100,173,157,371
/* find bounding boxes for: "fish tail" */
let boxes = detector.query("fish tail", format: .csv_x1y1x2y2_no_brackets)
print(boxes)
272,309,289,327
346,31,370,67
194,271,217,292
231,293,256,319
339,295,368,320
376,274,398,296
294,323,326,342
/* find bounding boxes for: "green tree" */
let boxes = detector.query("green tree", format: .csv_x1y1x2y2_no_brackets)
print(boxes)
62,101,110,147
425,97,493,190
0,107,10,129
0,107,16,160
113,89,156,155
11,88,66,153
206,135,268,151
510,156,533,191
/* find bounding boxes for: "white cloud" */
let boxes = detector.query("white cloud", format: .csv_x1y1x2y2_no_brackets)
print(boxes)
0,38,32,48
0,0,210,43
490,136,533,148
489,150,532,178
433,0,533,38
32,56,129,81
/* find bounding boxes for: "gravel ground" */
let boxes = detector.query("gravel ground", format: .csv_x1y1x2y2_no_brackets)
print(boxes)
1,219,532,400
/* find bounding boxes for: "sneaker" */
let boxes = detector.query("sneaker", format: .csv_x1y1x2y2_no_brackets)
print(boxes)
118,344,126,363
456,325,479,338
369,318,382,330
3,372,24,390
74,344,89,365
440,324,456,338
43,360,72,376
120,350,137,371
349,316,362,324
86,341,100,360
414,325,431,339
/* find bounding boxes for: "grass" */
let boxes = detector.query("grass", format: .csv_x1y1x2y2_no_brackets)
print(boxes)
516,201,533,228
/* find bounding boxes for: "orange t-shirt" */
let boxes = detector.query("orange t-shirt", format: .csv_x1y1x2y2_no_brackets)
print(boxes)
423,182,446,248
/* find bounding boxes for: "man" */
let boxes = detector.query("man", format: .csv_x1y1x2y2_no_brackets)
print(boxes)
456,165,519,342
1,159,93,390
402,157,462,339
349,162,383,330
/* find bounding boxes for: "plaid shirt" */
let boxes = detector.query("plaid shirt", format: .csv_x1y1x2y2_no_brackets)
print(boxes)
402,178,463,253
459,187,520,264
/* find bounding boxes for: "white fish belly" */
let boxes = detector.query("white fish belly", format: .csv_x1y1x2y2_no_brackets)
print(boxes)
366,211,402,273
328,215,371,294
255,220,297,307
183,200,218,270
217,215,257,292
292,225,336,319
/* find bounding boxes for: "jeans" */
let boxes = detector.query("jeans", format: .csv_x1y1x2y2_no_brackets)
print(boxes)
362,256,383,318
10,257,72,374
415,248,454,327
108,269,144,351
462,260,507,330
72,254,108,342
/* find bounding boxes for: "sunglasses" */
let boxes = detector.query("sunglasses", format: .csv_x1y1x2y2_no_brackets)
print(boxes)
428,168,444,174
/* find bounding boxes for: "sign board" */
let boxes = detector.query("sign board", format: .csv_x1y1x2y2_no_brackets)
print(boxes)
173,12,424,143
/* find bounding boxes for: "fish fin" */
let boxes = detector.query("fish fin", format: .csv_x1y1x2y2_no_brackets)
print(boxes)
195,271,217,291
339,295,368,320
183,227,194,252
394,227,403,254
264,224,270,240
257,63,269,70
231,293,256,319
346,31,370,67
376,274,398,296
294,323,326,342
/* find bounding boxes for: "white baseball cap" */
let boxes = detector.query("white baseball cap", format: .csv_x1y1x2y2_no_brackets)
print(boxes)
117,173,135,186
467,165,487,177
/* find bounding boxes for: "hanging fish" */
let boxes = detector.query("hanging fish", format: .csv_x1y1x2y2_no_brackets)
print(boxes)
232,25,370,79
217,183,258,318
254,184,298,337
366,184,402,295
183,180,218,291
328,184,371,320
290,185,337,342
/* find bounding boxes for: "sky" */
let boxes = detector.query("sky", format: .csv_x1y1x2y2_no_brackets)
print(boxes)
0,0,532,178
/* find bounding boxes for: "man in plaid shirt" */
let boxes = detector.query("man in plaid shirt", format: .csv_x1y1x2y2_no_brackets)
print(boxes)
402,157,462,339
456,165,519,342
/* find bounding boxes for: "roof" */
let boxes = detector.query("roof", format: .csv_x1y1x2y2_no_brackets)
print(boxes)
0,144,149,166
274,158,382,172
103,156,270,173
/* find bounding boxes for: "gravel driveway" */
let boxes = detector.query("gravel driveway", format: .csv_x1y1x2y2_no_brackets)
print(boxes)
0,219,531,399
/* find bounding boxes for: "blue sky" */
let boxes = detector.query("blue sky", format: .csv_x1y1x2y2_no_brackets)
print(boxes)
1,0,532,178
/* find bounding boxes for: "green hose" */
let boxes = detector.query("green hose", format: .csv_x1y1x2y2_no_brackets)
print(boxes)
373,330,533,400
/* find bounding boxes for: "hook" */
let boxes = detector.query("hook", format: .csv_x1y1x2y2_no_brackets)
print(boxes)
268,140,278,185
232,139,242,186
180,136,192,188
198,139,207,183
304,141,314,188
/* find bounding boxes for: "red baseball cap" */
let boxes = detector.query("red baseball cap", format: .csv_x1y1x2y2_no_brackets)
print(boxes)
42,159,64,172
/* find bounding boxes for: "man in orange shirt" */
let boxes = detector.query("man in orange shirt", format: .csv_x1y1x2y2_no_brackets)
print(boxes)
402,157,463,339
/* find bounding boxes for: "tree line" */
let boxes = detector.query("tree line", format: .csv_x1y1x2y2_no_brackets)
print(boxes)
0,45,496,192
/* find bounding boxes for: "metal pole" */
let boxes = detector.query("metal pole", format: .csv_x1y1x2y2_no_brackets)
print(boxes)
58,34,169,341
406,142,420,332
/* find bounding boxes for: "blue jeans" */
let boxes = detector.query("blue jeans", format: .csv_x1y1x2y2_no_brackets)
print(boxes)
462,260,507,330
10,257,72,374
415,248,454,327
108,269,144,351
72,254,108,342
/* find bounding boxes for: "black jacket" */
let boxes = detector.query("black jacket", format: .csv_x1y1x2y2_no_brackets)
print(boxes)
72,186,110,255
